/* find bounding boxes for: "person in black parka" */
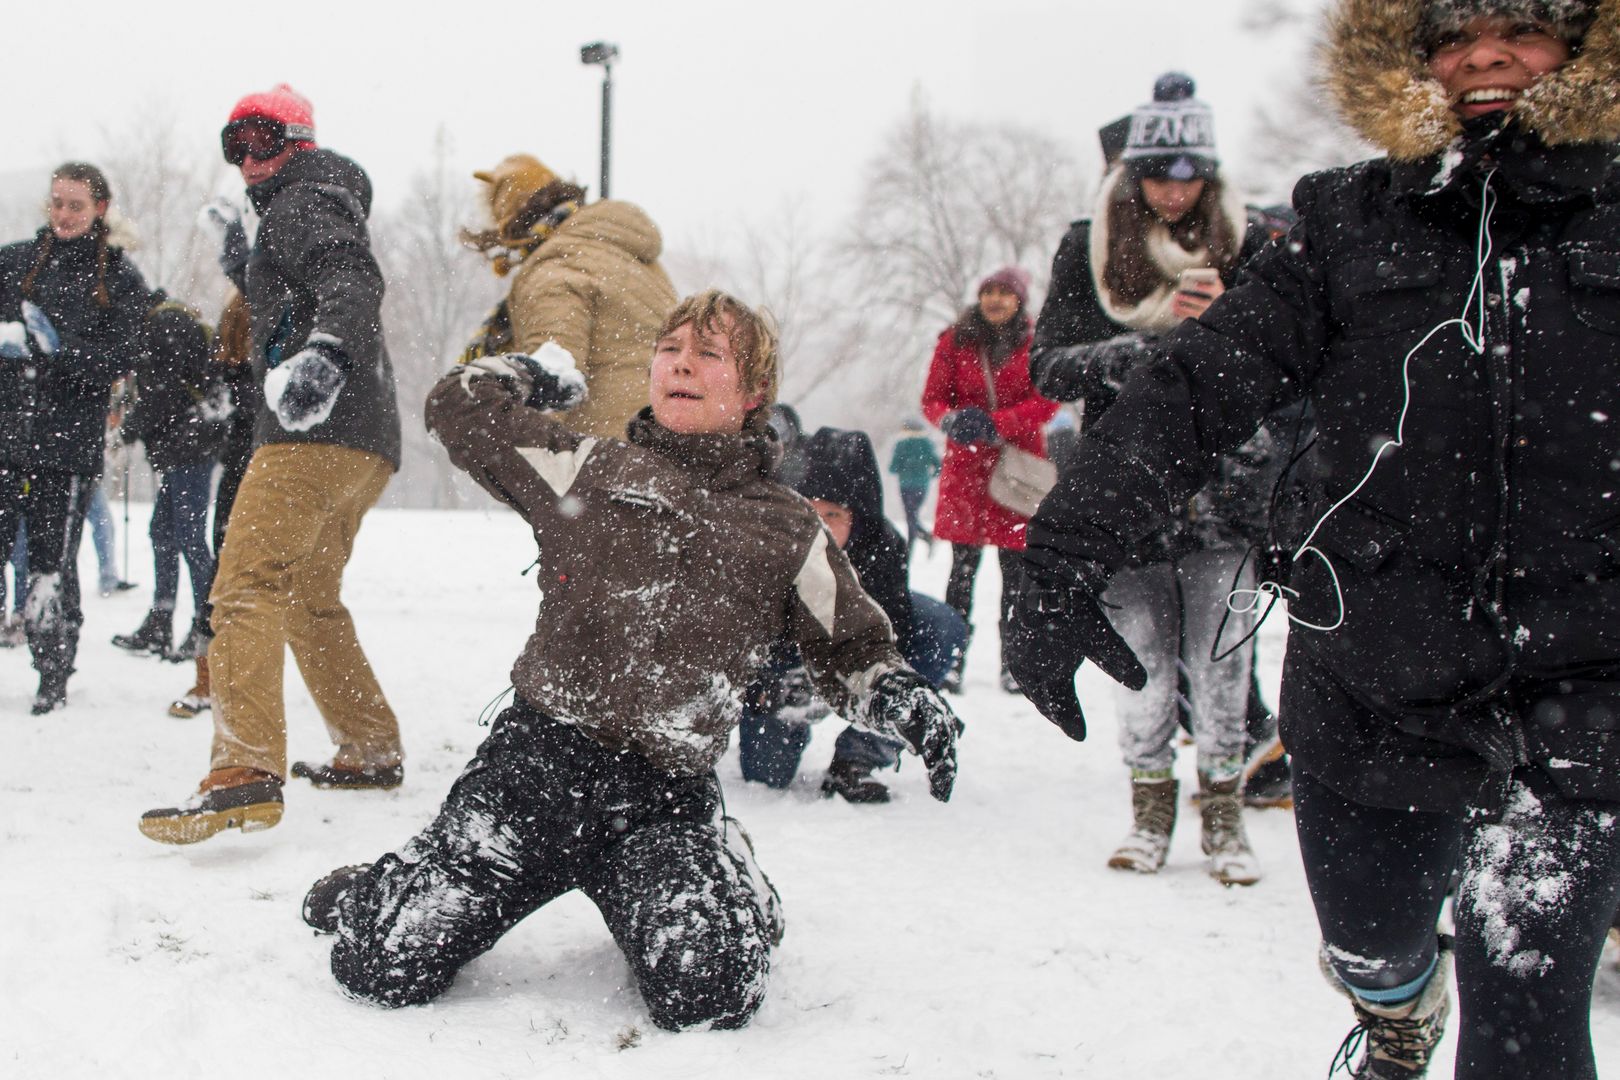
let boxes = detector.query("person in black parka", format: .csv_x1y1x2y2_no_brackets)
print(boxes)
1006,3,1620,1077
0,162,149,713
113,294,228,664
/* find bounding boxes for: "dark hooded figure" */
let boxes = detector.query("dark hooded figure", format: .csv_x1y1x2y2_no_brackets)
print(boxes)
737,426,968,803
1006,2,1620,1077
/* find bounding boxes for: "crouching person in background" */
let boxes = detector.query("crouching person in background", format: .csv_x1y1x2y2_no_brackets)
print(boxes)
738,426,968,803
302,292,958,1031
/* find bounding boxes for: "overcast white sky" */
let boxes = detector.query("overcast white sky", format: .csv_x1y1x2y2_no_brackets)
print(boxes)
11,0,1319,251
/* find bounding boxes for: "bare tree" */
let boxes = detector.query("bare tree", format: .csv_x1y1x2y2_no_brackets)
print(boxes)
373,128,503,509
1238,0,1372,201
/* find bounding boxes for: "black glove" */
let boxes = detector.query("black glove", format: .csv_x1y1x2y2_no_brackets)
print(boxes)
864,668,957,802
265,335,349,431
456,345,587,412
941,406,997,446
1029,335,1150,405
1004,555,1146,742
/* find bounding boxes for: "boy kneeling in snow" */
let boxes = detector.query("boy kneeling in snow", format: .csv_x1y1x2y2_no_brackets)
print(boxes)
302,291,958,1031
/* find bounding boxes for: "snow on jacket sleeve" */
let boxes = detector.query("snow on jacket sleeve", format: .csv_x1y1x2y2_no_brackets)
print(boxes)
425,367,603,530
1030,179,1330,572
784,521,906,728
919,330,961,428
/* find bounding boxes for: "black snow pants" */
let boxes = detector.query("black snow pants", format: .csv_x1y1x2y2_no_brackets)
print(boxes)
328,699,782,1031
0,463,92,680
1296,767,1620,1080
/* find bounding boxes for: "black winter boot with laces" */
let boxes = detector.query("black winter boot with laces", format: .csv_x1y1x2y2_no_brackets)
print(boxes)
167,613,212,662
1324,935,1453,1078
112,607,173,656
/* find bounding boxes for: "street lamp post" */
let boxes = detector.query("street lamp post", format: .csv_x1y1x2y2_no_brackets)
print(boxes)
580,41,619,200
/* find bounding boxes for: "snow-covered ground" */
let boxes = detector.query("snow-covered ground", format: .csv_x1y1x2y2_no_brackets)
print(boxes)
3,503,1617,1079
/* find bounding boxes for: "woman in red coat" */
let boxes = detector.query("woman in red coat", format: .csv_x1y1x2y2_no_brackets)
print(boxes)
921,266,1058,693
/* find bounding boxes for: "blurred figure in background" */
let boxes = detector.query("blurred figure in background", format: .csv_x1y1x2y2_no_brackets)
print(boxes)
887,416,941,556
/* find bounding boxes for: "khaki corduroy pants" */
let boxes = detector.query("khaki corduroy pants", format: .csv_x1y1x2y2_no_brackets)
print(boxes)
207,443,400,780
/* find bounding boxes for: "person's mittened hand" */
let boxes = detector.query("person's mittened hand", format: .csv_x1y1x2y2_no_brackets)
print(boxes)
0,322,29,360
198,198,250,277
1004,557,1146,741
21,302,58,355
264,334,349,432
941,406,997,446
865,668,958,802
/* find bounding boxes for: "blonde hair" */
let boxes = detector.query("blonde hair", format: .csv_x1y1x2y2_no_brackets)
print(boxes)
658,290,779,410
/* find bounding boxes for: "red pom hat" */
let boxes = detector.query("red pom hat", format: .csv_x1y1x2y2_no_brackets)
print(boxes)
227,84,317,146
978,266,1031,308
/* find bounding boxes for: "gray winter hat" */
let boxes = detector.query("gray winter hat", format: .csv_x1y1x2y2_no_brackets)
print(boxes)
1121,73,1219,182
1418,1,1598,50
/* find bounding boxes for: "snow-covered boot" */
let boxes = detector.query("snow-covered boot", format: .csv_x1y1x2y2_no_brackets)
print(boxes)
112,607,172,655
1325,936,1453,1078
169,656,211,718
1107,777,1178,873
167,612,212,662
302,863,372,934
821,758,891,804
1200,773,1261,886
31,666,69,715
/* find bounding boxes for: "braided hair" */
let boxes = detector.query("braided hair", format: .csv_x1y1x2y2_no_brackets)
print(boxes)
21,162,115,308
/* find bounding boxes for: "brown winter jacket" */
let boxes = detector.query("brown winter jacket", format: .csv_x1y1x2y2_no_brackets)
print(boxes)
506,200,677,440
425,371,906,776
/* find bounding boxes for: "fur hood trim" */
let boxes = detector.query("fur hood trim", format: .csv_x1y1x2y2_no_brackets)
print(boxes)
1323,0,1620,160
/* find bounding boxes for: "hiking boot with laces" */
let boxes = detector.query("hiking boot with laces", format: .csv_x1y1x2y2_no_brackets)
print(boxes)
1200,773,1261,886
167,615,212,662
1325,936,1453,1078
1107,778,1178,873
112,608,172,656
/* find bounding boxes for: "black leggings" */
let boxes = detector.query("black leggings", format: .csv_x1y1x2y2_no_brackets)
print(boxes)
945,543,1020,634
1295,767,1620,1080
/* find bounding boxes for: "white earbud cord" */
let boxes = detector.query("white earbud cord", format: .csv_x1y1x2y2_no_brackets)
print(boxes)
1229,169,1499,633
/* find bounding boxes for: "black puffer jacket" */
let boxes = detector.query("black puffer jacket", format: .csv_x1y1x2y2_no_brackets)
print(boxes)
124,303,228,471
0,228,149,474
1031,132,1620,814
240,149,401,469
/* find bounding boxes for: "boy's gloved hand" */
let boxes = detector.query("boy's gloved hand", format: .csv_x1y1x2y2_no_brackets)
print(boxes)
866,668,958,802
1004,555,1146,742
265,334,348,432
0,321,29,359
941,406,997,446
458,342,587,412
21,302,58,355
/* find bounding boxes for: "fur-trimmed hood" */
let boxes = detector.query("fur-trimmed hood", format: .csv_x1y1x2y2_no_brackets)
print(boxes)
1323,0,1620,159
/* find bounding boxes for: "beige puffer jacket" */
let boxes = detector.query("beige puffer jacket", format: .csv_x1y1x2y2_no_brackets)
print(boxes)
507,200,678,439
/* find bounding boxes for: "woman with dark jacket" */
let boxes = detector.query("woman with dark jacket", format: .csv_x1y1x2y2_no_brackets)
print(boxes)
0,162,149,713
1030,74,1282,886
920,266,1057,693
112,295,228,663
1009,3,1620,1076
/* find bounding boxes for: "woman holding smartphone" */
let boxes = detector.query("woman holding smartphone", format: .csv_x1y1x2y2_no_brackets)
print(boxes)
1028,74,1285,884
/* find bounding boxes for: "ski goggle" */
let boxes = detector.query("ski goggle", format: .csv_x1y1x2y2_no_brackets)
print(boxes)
220,117,312,165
